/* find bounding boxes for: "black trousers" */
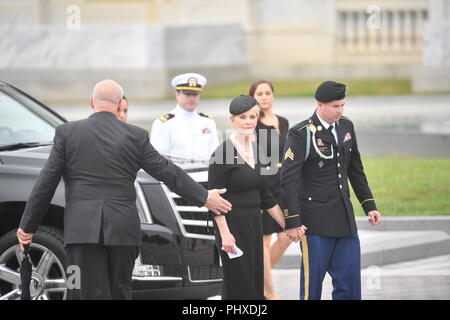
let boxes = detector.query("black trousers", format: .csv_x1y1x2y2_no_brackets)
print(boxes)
65,244,139,300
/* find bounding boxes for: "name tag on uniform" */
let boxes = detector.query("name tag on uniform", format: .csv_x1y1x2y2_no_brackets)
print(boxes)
318,146,329,153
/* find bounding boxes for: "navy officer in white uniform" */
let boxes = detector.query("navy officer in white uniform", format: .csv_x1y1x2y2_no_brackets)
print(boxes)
150,73,219,164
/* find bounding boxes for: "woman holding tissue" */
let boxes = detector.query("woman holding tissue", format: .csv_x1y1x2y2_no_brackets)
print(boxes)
208,95,285,300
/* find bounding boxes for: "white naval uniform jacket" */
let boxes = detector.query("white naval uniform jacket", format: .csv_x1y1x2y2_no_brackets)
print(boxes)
150,105,219,161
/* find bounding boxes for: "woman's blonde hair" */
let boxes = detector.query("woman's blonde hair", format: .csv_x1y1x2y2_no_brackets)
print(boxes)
251,104,261,116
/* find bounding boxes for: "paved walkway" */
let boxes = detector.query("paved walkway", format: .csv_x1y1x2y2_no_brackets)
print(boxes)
269,217,450,300
272,254,450,300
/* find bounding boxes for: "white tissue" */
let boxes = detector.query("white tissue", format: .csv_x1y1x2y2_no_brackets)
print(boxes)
221,245,244,259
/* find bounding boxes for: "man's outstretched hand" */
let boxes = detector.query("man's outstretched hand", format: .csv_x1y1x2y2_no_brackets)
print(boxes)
205,188,232,215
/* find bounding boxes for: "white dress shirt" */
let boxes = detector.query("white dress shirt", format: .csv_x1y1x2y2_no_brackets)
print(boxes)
316,112,338,144
150,105,219,162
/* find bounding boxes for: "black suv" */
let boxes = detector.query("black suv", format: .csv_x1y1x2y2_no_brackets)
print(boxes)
0,81,222,300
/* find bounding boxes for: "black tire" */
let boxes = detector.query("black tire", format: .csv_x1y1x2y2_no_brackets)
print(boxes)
0,226,67,300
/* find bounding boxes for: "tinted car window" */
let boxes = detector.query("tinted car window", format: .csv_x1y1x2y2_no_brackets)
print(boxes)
0,90,62,147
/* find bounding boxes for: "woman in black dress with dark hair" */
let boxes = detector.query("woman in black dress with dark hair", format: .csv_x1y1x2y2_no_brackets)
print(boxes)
208,95,285,300
249,80,291,300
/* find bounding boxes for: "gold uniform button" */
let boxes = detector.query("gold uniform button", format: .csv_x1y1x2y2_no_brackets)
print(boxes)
338,163,340,167
308,197,312,201
340,184,343,189
337,153,340,157
339,174,342,178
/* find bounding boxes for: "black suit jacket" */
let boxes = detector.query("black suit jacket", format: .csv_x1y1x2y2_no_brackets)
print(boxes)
281,111,377,237
19,112,208,246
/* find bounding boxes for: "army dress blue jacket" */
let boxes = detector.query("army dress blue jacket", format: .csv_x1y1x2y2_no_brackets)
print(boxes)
280,111,377,237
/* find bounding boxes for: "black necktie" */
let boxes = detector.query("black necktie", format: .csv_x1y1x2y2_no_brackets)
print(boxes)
328,125,337,145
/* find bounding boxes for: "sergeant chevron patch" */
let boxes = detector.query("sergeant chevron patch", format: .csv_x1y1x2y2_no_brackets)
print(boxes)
284,148,295,161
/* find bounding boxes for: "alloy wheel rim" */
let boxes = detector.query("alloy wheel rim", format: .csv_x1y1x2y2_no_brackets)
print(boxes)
0,243,67,300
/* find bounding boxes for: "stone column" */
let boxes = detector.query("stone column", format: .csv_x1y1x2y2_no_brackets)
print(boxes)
412,0,450,92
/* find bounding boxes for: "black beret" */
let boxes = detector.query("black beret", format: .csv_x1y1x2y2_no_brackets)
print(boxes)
315,81,346,102
229,95,259,115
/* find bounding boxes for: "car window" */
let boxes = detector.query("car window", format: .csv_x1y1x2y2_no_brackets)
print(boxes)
0,91,57,147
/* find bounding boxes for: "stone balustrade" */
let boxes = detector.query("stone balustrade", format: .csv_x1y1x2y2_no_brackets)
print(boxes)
336,0,428,55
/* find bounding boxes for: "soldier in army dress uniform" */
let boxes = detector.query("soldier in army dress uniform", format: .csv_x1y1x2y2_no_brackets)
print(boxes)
281,81,382,300
150,73,219,165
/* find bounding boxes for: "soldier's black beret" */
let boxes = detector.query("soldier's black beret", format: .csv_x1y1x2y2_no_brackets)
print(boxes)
315,81,346,102
229,95,259,115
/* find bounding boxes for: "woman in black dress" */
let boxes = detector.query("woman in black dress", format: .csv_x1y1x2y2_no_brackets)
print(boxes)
208,95,285,300
249,80,291,300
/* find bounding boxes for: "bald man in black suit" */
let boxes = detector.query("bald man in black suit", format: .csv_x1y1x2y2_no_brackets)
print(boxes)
17,79,231,300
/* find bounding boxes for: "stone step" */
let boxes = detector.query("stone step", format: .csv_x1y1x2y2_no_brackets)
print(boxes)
274,230,450,269
356,216,450,234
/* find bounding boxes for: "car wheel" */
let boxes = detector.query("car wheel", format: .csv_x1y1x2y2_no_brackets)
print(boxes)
0,226,67,300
